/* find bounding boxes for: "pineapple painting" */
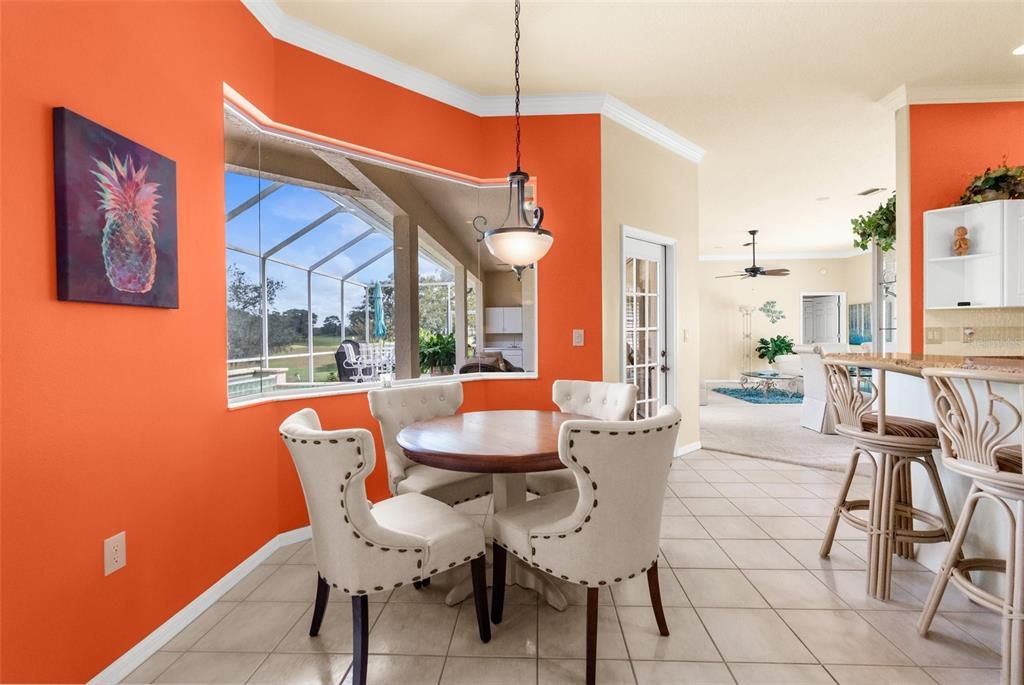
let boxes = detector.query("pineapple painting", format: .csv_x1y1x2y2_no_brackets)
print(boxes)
93,154,160,293
54,108,178,308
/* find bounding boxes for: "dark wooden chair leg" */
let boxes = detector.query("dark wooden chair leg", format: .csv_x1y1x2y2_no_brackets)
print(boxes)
470,556,492,643
586,587,599,685
646,561,670,636
351,595,369,685
413,577,431,590
491,543,508,624
309,573,330,637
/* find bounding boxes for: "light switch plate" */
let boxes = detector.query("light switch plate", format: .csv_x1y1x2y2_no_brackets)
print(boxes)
572,329,584,346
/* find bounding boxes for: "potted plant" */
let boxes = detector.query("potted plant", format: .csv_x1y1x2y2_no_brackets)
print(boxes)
418,330,456,375
958,164,1024,204
851,194,896,252
755,335,795,369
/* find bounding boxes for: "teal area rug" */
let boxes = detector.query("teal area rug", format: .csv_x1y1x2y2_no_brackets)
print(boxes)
712,387,803,405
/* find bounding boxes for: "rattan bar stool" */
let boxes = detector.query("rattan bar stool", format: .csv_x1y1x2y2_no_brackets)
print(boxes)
918,367,1024,685
819,360,956,600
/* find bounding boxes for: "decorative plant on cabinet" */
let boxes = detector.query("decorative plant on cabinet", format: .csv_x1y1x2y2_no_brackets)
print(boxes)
851,194,896,252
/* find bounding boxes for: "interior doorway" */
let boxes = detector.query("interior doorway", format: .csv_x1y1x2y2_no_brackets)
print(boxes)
622,227,676,419
800,292,847,345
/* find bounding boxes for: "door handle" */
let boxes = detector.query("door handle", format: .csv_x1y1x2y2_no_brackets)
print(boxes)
660,364,670,373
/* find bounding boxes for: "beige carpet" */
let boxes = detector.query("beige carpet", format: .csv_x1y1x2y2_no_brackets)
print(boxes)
700,390,856,472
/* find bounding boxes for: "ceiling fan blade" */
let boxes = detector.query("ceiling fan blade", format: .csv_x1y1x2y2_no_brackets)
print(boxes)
715,273,747,278
742,242,753,247
761,269,790,276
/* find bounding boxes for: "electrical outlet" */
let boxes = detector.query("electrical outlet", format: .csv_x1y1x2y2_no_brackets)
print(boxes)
104,531,126,575
962,327,976,344
572,329,584,346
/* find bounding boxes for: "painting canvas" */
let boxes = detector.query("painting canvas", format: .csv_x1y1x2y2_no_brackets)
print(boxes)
54,108,178,308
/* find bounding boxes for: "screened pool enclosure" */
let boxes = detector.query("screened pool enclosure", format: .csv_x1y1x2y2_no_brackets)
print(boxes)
225,173,456,399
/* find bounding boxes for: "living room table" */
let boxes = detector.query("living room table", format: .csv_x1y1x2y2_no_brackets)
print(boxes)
396,409,585,610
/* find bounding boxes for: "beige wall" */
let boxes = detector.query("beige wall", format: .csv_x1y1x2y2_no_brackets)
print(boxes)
601,119,701,447
894,105,912,353
483,270,523,307
698,252,872,381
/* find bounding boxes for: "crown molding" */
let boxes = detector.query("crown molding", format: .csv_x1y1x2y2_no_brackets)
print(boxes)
602,95,706,162
879,83,1024,112
240,0,705,163
699,248,865,262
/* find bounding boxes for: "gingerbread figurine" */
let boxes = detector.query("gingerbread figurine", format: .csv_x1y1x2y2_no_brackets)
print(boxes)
953,225,970,257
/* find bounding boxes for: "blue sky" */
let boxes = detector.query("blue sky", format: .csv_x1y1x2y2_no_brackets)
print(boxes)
226,172,451,315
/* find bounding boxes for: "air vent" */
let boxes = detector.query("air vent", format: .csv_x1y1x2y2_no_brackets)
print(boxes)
857,187,887,196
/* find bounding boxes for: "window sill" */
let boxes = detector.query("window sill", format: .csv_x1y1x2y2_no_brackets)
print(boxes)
227,371,540,410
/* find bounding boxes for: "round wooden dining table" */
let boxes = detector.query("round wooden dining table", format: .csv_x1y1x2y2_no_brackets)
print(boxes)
397,409,585,610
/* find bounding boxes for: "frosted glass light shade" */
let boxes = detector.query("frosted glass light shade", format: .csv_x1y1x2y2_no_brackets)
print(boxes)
484,228,553,267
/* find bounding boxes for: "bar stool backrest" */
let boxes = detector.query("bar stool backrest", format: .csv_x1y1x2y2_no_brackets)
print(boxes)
823,360,877,431
922,367,1023,477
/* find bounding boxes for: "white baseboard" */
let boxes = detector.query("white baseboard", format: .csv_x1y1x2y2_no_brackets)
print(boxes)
675,441,702,457
88,525,312,685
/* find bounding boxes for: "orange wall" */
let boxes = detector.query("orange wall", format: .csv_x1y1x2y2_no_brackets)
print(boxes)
908,102,1024,352
0,3,602,682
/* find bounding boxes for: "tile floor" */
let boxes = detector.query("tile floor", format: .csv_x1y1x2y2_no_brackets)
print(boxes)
122,450,1003,684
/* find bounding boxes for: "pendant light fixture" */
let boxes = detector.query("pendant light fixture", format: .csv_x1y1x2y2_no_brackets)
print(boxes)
481,0,553,280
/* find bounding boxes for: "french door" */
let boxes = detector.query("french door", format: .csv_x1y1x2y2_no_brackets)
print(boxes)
623,236,668,419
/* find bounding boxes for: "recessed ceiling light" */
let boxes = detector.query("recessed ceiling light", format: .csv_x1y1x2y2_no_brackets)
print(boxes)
815,196,830,202
1013,43,1024,56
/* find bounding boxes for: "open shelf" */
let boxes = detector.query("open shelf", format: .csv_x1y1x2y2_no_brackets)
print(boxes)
927,253,998,263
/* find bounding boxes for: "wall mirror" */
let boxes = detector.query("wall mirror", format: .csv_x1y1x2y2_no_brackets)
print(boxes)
223,106,537,402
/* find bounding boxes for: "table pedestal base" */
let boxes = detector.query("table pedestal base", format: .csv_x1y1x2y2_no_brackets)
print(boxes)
443,473,568,610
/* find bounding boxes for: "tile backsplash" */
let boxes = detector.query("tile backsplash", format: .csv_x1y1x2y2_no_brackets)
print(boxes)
924,307,1024,356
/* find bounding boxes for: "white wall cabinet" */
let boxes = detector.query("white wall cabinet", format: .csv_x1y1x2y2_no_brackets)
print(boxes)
484,307,523,334
924,199,1024,309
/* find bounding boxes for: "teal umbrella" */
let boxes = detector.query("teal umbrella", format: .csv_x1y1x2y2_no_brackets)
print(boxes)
372,282,386,339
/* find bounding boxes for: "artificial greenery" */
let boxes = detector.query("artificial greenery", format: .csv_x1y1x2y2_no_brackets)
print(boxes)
755,335,795,365
958,164,1024,205
851,193,896,252
759,300,785,324
418,330,456,374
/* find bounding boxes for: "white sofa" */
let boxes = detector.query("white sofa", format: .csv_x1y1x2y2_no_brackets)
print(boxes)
794,343,847,433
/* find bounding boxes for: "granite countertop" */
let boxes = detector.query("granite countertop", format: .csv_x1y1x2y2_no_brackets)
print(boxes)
824,352,1024,377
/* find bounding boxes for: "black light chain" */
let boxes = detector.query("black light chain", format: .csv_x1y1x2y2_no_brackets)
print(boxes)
514,0,521,172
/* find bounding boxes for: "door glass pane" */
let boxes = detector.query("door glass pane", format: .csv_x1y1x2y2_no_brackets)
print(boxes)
637,260,650,293
625,258,636,294
636,331,647,367
646,294,658,328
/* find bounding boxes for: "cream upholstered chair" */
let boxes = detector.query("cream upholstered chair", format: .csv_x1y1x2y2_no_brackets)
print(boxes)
492,406,681,685
819,360,955,600
794,344,835,434
525,380,638,497
918,368,1023,685
368,382,492,506
279,408,490,685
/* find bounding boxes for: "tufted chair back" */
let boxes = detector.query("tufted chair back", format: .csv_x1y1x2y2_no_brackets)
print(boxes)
531,406,680,586
552,380,637,421
280,409,428,594
368,382,464,494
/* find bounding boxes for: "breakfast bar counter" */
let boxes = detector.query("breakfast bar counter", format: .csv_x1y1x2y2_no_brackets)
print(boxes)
824,351,1024,377
824,351,1024,587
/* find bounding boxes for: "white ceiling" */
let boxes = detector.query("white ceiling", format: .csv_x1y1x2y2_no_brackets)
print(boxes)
273,0,1024,258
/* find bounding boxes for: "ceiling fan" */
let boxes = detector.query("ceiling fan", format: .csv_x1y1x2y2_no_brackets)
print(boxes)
716,230,791,279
